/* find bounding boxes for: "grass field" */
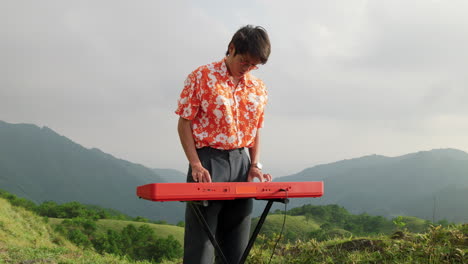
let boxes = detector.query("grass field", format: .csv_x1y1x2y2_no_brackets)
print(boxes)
252,214,321,241
2,197,466,264
0,198,157,264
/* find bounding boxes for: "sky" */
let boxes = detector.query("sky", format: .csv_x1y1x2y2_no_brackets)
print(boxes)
2,0,468,177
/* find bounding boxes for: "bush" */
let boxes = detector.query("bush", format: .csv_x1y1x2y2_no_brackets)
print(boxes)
0,189,37,211
91,224,183,263
67,229,92,248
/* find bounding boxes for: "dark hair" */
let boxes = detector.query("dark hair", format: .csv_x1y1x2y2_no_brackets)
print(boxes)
226,25,271,64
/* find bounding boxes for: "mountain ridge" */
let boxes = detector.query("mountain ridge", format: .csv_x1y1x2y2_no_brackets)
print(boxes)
1,120,467,223
274,148,468,222
0,120,184,223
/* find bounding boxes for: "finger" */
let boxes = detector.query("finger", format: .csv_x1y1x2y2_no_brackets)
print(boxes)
200,172,206,183
259,172,266,182
264,174,272,182
256,174,263,182
193,171,201,182
191,172,196,182
197,171,205,182
198,173,204,182
203,170,212,183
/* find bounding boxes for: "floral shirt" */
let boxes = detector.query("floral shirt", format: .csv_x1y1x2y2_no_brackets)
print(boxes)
175,58,268,150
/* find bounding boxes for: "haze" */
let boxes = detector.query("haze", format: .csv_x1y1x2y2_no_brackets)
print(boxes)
2,0,468,176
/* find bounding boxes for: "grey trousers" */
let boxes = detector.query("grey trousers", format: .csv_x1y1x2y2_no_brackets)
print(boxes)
183,147,253,264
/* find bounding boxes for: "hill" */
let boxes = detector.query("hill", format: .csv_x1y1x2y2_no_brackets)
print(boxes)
0,120,184,223
2,190,465,264
248,224,467,264
0,197,154,263
152,168,186,183
274,148,468,222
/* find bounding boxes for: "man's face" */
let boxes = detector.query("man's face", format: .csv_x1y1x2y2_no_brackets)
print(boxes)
230,52,261,78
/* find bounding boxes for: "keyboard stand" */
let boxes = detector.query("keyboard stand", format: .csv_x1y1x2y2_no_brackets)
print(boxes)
189,198,289,264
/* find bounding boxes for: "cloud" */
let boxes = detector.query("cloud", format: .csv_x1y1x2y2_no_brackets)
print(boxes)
256,0,468,124
2,0,468,175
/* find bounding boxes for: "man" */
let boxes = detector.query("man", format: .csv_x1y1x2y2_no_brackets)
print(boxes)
175,25,272,264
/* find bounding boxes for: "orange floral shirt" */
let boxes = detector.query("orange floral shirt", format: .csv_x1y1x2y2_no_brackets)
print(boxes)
175,58,268,150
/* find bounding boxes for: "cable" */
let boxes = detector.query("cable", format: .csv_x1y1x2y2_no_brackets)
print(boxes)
267,189,288,264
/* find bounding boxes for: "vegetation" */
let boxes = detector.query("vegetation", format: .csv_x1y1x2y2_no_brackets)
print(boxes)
256,204,456,244
0,190,184,263
0,197,154,264
91,224,182,263
0,189,172,224
94,219,183,243
1,189,466,264
247,224,467,263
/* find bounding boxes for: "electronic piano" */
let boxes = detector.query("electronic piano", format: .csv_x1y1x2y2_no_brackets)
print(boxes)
137,181,323,202
137,181,323,264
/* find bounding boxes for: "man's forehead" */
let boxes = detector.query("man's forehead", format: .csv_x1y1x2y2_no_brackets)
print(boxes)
240,53,261,64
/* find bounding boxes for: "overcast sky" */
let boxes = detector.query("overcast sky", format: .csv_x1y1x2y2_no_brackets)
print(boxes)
2,0,468,177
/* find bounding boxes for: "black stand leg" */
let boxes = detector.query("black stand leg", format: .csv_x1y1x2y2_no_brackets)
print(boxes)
239,199,288,264
189,199,287,264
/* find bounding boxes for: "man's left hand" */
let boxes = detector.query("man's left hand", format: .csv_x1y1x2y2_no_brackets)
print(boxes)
247,167,272,182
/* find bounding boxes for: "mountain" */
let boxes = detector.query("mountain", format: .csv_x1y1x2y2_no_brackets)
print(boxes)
0,120,184,223
153,168,186,183
2,120,467,224
273,148,468,223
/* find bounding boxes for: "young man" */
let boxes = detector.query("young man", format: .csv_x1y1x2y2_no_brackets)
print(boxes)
175,25,272,264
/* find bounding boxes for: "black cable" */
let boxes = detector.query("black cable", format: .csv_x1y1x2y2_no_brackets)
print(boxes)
267,189,288,264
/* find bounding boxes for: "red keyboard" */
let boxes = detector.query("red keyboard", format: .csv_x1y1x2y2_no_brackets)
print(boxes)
137,181,323,202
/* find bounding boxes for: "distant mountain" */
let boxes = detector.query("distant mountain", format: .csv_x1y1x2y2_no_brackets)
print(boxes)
273,148,468,223
2,120,467,224
153,168,186,183
0,120,184,223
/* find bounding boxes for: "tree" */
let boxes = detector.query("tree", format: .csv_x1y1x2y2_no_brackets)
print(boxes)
149,235,183,262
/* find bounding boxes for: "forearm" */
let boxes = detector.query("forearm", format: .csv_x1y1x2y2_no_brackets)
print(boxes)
178,117,211,182
248,128,262,165
247,129,271,182
177,117,201,167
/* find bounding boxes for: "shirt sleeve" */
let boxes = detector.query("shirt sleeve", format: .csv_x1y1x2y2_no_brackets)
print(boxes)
175,71,201,120
257,81,268,128
257,111,265,128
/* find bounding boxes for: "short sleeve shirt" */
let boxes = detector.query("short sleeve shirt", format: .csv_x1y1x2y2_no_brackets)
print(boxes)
175,58,268,150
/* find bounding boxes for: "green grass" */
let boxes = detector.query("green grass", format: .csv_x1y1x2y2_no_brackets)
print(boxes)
252,214,320,241
1,246,156,264
247,225,467,264
0,198,66,249
399,215,431,233
48,218,184,244
0,198,156,264
2,196,466,264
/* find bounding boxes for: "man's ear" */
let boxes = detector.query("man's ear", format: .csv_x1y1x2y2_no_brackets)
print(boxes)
228,43,236,56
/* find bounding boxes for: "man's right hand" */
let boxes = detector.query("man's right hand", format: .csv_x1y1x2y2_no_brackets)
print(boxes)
191,163,212,183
